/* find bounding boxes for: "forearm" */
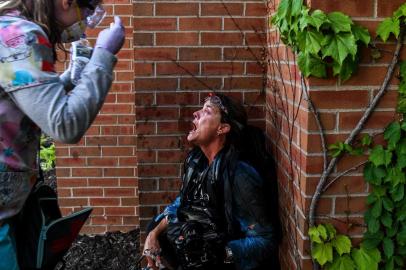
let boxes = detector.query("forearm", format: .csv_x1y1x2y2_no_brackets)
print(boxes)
8,48,116,143
150,216,169,237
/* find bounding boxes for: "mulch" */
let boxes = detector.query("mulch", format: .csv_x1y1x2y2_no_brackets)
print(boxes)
43,168,142,270
55,229,142,270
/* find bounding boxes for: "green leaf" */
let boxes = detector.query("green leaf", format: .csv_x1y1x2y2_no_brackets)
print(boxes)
326,255,356,270
309,226,323,244
382,197,394,212
362,231,384,249
325,223,337,239
309,9,327,30
291,0,303,16
367,216,380,234
297,29,324,54
396,154,406,169
385,167,406,187
332,235,352,255
322,33,357,64
400,61,406,78
390,184,404,202
364,163,386,185
371,199,382,218
317,224,328,241
381,211,392,228
369,145,392,167
334,55,358,81
367,193,378,205
351,246,381,270
393,3,406,19
396,138,406,155
351,24,371,45
383,238,394,258
276,0,290,19
362,134,373,146
384,122,401,150
376,17,400,42
312,242,333,266
327,12,353,33
399,81,406,95
384,257,394,270
397,97,406,114
396,226,406,246
386,222,398,238
298,52,326,78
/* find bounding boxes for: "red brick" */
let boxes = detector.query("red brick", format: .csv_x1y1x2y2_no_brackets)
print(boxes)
179,48,221,61
156,92,199,105
377,0,405,17
224,48,264,61
335,196,368,215
134,78,178,91
224,18,266,31
72,168,103,177
201,3,243,16
133,18,177,31
179,18,222,31
102,146,134,156
134,3,153,16
104,188,135,197
246,3,268,16
202,63,245,75
86,136,117,146
156,32,199,46
88,178,119,187
201,33,244,46
88,157,118,167
135,106,179,119
105,207,135,216
156,63,199,76
134,33,153,46
180,78,222,90
91,216,123,225
137,136,180,149
134,48,177,61
310,0,374,17
339,111,396,130
309,90,369,109
156,3,198,16
138,164,179,177
104,168,135,177
139,191,178,204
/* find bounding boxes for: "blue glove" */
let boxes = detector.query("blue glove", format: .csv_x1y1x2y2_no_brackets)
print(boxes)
95,16,125,55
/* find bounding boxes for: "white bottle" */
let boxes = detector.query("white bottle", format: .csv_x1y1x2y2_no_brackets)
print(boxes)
70,35,93,85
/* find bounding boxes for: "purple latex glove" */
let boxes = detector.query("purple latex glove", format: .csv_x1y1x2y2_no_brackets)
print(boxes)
95,16,125,55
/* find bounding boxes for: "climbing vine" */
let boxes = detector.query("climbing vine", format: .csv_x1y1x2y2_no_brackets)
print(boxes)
271,0,406,269
271,0,370,81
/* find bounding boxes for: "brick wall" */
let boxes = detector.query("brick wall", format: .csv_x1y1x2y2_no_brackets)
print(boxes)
55,0,137,234
267,0,404,269
134,1,268,243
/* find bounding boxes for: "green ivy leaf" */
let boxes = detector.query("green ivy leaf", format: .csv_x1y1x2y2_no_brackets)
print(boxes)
382,197,394,212
376,17,400,42
309,9,327,30
332,235,352,256
291,0,303,16
396,226,406,246
351,24,371,45
312,242,334,266
297,29,324,55
399,81,406,95
325,223,337,239
317,224,328,241
400,61,406,78
351,246,381,270
397,97,406,114
383,238,394,258
399,245,406,255
397,154,406,169
309,226,323,244
322,33,357,64
327,12,353,33
326,254,356,270
369,145,392,167
276,0,290,19
371,199,382,218
362,134,373,146
298,51,326,78
391,184,404,202
367,193,378,205
393,3,406,19
333,55,358,81
384,257,394,270
384,122,401,150
367,216,380,234
396,138,406,155
394,255,404,267
362,231,384,249
386,221,398,238
364,163,386,185
386,166,405,187
381,211,392,228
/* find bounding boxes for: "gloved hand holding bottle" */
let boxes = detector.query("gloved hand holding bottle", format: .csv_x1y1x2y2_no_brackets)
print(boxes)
95,16,125,55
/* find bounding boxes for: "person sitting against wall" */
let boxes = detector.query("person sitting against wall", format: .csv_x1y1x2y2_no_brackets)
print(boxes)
142,93,282,270
0,0,125,269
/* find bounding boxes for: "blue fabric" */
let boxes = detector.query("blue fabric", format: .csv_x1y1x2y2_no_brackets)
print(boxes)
155,196,180,223
0,223,19,270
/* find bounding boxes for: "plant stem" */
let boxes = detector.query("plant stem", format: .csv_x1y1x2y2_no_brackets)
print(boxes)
308,30,405,270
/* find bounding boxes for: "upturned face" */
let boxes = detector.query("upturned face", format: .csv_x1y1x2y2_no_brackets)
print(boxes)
187,101,223,146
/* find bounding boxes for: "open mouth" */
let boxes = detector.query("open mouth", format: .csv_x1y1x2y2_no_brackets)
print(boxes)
189,122,197,133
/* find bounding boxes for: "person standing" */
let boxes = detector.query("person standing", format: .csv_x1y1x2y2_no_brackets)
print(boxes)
0,1,125,269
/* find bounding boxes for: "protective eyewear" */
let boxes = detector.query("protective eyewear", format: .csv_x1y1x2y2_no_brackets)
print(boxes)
205,93,229,114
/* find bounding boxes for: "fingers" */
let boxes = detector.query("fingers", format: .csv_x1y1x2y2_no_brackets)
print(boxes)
114,16,122,25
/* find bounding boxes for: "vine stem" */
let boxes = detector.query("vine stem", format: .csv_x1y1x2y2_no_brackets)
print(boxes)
309,30,405,270
322,160,368,193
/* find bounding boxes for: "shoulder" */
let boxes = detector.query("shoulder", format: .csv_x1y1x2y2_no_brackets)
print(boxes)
0,16,56,92
234,161,263,187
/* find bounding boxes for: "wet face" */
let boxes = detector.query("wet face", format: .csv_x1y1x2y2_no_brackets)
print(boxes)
187,101,224,146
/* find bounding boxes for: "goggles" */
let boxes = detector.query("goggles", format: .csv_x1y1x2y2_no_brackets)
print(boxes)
75,1,106,29
205,93,229,114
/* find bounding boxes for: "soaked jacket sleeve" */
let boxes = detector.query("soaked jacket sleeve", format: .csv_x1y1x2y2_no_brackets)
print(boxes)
227,162,277,270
